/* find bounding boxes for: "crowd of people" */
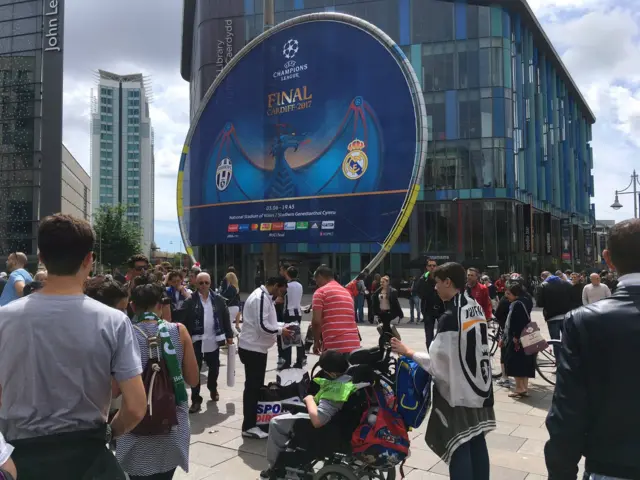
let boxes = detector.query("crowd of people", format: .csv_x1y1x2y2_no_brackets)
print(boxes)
0,213,639,480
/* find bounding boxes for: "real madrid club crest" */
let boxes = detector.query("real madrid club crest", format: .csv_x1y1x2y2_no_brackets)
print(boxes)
342,139,368,180
216,157,233,191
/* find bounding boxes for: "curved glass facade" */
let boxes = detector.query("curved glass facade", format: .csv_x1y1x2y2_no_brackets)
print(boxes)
181,0,596,284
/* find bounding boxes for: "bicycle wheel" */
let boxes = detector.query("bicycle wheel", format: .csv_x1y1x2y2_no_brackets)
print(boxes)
535,340,560,386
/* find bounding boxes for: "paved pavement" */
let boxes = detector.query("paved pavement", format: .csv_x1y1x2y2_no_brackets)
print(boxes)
174,300,570,480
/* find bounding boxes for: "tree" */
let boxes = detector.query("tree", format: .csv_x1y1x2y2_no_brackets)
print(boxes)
93,204,142,270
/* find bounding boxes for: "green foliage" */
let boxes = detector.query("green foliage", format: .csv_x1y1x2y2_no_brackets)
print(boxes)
93,204,142,269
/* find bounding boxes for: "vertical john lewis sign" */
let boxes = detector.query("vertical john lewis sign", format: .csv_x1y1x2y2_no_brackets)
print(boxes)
44,0,62,52
40,0,65,216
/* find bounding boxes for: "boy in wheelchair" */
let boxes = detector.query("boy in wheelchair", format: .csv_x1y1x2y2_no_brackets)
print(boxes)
261,350,367,480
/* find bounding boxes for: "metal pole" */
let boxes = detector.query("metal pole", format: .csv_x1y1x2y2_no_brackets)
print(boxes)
264,0,275,31
214,244,218,288
570,219,575,271
633,170,638,219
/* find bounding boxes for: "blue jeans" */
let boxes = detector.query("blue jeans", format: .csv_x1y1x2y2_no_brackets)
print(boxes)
409,296,421,322
449,434,490,480
355,294,365,323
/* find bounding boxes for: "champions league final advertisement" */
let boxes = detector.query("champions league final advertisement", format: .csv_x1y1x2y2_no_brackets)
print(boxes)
178,14,424,247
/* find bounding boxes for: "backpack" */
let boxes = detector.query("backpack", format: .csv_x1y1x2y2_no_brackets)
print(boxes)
351,387,410,468
131,325,179,436
395,356,432,429
346,280,359,298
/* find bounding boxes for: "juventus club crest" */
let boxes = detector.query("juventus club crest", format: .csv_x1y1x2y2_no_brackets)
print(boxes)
216,157,233,191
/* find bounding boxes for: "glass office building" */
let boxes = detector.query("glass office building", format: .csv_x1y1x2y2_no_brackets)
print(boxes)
0,0,65,259
181,0,595,285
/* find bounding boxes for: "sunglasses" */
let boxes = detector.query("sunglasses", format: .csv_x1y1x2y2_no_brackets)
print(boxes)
134,265,148,271
199,281,210,285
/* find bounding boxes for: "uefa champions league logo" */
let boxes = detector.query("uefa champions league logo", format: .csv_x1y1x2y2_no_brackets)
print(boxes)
216,158,233,191
283,39,299,59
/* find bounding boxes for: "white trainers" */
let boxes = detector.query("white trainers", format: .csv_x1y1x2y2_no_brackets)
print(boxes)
242,427,269,439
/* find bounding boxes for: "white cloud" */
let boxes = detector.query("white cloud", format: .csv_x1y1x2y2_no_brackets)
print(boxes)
532,1,640,222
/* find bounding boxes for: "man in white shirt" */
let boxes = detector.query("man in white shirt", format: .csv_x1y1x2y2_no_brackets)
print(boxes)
582,273,612,305
238,277,292,439
183,272,233,413
280,266,306,369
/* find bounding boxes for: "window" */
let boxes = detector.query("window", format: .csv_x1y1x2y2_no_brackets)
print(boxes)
481,98,492,137
479,49,491,87
459,95,481,139
423,43,455,91
478,6,491,37
466,5,479,38
412,0,454,43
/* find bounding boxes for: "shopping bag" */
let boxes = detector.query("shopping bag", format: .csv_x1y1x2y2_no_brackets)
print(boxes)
520,321,548,355
226,343,236,387
256,382,305,430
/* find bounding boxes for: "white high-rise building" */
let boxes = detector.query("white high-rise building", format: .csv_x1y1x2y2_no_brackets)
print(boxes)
91,70,154,256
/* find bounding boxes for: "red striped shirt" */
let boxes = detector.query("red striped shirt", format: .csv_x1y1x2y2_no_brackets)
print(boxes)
312,280,361,353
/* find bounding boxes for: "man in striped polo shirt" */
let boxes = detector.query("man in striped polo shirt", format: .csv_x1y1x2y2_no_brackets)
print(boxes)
312,265,361,354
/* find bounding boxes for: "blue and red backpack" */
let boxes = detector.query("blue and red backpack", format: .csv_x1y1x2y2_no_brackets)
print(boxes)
351,387,410,469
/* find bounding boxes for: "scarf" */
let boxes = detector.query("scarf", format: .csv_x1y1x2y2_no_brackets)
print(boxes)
134,312,188,404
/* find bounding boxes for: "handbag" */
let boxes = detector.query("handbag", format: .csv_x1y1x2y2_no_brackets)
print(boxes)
519,320,548,355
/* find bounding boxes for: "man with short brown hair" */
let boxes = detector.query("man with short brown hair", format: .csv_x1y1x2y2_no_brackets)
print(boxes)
0,214,146,479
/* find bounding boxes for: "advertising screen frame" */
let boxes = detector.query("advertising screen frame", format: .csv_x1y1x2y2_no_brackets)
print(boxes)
177,12,427,273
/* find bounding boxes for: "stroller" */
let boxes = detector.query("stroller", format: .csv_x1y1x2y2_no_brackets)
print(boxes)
276,340,402,480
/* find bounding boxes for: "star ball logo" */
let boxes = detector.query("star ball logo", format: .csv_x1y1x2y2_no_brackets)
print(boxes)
283,39,298,59
273,38,307,82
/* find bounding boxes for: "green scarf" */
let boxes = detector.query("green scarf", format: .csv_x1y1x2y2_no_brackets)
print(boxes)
134,312,188,404
313,377,357,404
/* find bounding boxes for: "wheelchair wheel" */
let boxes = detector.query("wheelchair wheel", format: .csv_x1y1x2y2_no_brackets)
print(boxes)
314,464,359,480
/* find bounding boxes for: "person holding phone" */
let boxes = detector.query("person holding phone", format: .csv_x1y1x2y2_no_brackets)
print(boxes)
238,277,292,439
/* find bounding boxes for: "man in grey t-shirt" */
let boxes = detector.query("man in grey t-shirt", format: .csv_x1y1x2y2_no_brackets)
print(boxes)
0,214,147,478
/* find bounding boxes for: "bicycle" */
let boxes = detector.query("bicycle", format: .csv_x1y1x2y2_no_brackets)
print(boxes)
487,319,503,374
535,339,561,386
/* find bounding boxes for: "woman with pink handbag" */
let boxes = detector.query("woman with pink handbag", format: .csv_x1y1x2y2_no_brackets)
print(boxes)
502,281,536,398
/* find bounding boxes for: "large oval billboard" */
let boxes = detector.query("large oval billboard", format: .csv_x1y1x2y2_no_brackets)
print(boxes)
178,13,427,263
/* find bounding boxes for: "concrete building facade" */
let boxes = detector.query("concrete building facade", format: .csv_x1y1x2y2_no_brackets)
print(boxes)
61,145,90,222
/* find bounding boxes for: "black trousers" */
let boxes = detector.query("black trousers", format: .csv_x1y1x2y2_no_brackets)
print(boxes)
191,341,220,402
423,312,438,351
129,469,176,480
281,313,306,367
239,347,268,432
366,294,374,323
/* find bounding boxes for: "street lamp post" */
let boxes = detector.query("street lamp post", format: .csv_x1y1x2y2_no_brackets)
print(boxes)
610,170,640,218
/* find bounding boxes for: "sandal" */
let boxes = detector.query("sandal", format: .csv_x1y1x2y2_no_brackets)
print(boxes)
508,391,529,398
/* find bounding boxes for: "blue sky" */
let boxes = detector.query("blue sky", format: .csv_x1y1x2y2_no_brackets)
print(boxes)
61,0,640,254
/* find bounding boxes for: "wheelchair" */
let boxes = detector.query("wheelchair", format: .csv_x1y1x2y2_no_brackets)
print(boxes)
273,342,400,480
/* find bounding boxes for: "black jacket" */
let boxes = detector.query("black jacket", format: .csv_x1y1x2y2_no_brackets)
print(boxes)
569,283,585,309
545,282,640,480
416,272,443,316
183,289,233,340
372,287,404,320
535,277,575,320
219,284,240,307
